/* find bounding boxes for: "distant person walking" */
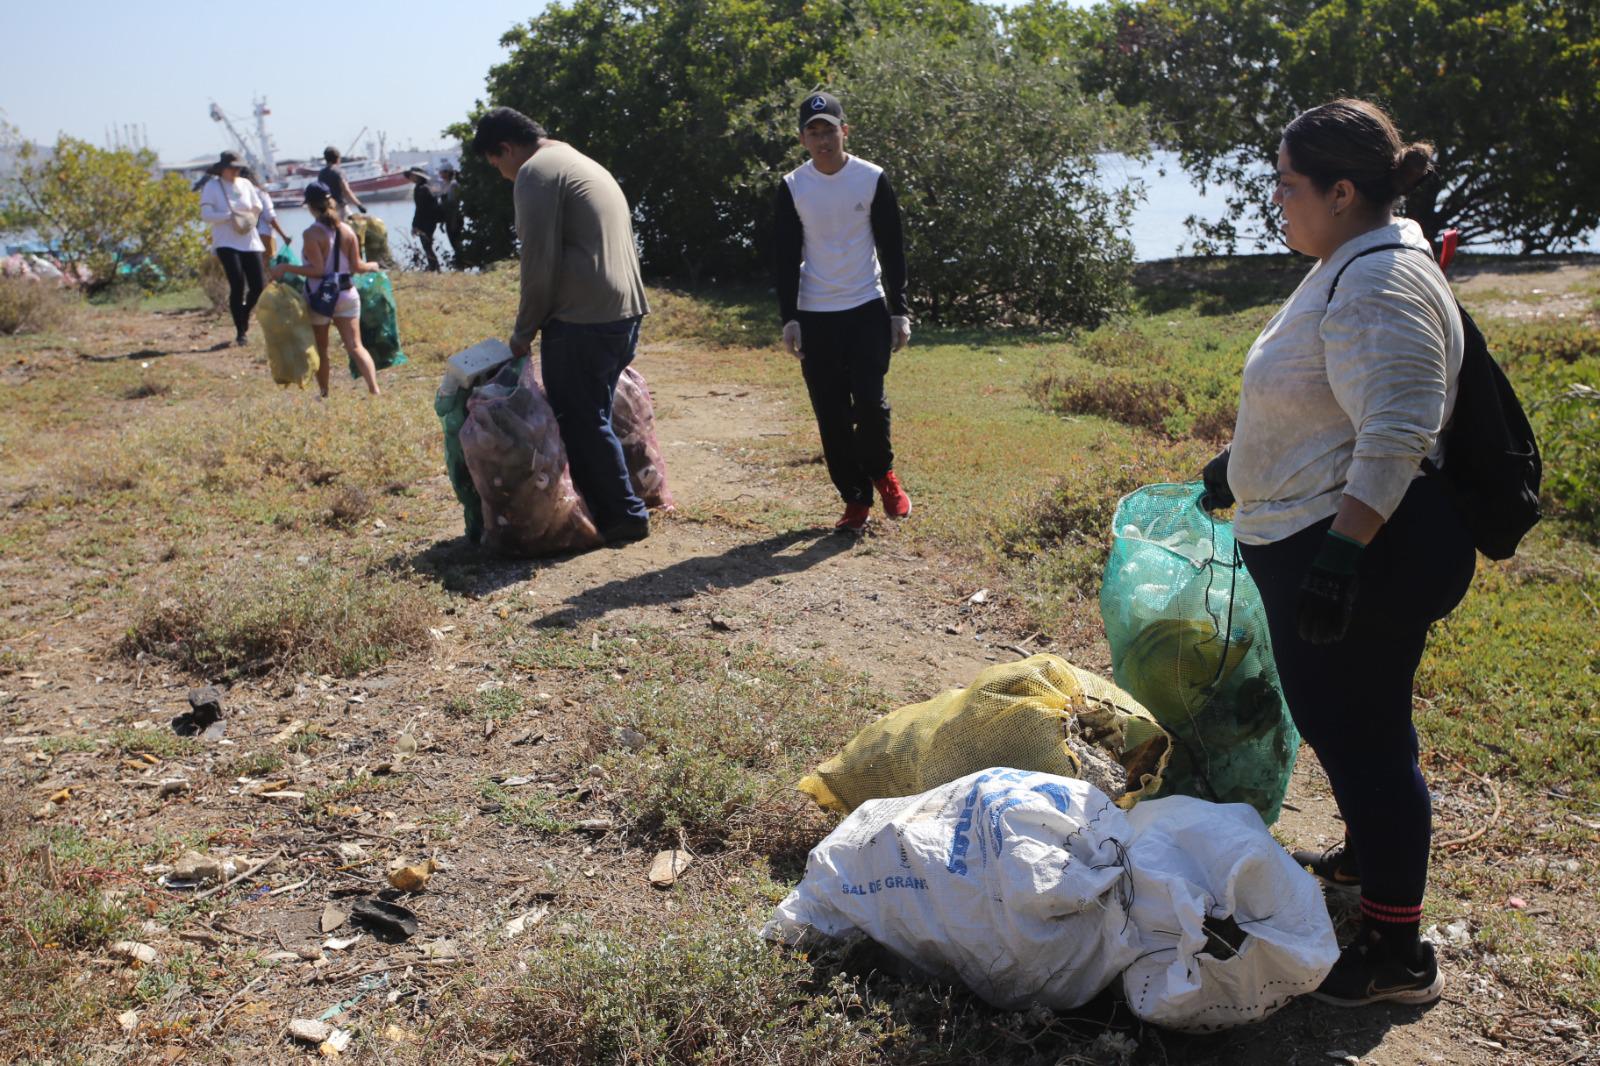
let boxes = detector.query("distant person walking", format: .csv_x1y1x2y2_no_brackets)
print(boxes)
243,167,292,267
317,147,367,219
470,106,652,546
1201,99,1471,1008
773,91,912,534
438,165,464,264
407,167,443,272
268,181,382,398
199,150,266,346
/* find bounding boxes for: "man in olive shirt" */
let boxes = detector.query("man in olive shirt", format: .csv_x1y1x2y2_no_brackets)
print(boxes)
471,106,652,545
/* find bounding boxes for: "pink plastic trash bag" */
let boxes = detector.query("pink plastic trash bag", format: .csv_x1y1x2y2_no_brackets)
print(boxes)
612,367,675,510
459,360,603,556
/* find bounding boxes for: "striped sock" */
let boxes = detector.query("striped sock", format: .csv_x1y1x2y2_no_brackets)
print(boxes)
1360,897,1423,958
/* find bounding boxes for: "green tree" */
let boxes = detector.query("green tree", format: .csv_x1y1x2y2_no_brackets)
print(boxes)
767,25,1147,327
448,0,991,278
1070,0,1600,252
2,137,207,292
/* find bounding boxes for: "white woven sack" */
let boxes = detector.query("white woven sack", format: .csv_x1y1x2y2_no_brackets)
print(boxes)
764,768,1140,1010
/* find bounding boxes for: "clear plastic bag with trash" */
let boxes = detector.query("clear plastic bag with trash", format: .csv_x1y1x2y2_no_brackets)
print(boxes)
612,366,674,510
1099,483,1299,824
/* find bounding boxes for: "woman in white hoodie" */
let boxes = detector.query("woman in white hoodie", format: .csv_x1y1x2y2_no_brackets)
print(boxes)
199,150,266,346
1201,99,1472,1009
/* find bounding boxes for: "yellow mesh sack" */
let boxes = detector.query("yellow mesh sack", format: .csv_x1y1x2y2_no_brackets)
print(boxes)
257,281,320,388
799,654,1171,815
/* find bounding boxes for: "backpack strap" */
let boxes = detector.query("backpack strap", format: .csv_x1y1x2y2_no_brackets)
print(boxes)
1324,241,1421,304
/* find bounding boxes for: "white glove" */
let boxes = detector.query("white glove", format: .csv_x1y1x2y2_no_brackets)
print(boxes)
782,320,803,359
890,315,911,352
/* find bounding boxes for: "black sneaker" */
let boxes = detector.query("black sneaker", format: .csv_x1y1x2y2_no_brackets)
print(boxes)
1292,840,1361,893
235,332,248,347
600,517,650,547
1312,937,1442,1007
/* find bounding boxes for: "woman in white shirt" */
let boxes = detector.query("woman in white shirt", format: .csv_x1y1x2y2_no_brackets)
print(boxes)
198,151,266,346
1201,99,1474,1008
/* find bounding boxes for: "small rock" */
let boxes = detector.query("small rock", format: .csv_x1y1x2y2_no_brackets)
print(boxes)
171,851,234,886
335,842,369,863
648,849,693,888
288,1018,332,1044
422,938,460,960
968,588,991,604
575,818,613,833
109,941,158,965
116,1009,139,1034
172,687,226,739
616,727,647,752
709,615,741,632
157,779,188,799
320,903,348,933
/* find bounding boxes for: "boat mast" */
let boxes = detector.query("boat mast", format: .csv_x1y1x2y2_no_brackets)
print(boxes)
208,101,263,175
253,97,278,180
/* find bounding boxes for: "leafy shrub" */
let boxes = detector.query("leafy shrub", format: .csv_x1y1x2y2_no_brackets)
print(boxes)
1531,383,1600,535
0,276,75,335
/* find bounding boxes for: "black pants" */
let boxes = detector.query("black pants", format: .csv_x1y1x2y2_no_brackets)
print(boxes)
540,317,649,530
414,222,440,272
1238,475,1475,919
798,299,893,505
215,247,264,337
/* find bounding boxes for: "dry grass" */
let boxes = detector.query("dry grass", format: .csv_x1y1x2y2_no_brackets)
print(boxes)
0,276,77,336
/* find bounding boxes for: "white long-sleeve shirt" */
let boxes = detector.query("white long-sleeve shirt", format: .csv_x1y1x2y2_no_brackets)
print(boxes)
1229,220,1463,545
199,176,265,253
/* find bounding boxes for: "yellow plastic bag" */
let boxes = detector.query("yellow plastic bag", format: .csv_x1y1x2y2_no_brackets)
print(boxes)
256,280,320,387
799,654,1171,815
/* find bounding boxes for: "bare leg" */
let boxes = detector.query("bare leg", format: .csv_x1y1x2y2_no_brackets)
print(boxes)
313,323,332,397
336,316,380,395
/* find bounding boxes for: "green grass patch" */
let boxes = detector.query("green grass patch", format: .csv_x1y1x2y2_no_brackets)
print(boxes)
123,558,438,678
479,780,572,834
106,727,202,761
304,773,404,814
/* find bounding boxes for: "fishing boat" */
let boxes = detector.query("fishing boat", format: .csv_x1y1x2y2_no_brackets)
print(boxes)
200,98,414,207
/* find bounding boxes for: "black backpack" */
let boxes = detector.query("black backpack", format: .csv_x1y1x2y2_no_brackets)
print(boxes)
1328,243,1541,560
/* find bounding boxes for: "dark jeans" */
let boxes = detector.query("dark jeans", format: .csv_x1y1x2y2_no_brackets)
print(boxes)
215,247,264,337
414,222,440,272
541,317,649,530
797,299,894,505
1239,475,1476,914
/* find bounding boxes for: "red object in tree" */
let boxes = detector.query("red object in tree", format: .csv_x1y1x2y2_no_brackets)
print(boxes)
1437,228,1460,272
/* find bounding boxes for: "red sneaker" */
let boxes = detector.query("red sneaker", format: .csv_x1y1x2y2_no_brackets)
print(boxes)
874,471,913,518
834,501,872,532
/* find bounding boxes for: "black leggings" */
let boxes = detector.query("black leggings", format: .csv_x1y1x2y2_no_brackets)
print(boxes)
215,247,265,337
1238,475,1475,923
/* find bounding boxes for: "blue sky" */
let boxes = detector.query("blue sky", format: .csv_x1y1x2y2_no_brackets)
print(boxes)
2,1,1091,166
0,1,545,163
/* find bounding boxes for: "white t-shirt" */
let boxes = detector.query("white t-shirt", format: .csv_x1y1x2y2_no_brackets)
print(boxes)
255,187,278,236
784,156,886,313
199,176,265,253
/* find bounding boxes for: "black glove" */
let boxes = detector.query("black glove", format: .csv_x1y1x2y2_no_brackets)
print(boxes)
1200,448,1234,511
1296,531,1365,644
358,204,369,214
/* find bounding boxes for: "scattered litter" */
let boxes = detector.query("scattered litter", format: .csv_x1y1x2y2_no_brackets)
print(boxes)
335,843,369,864
575,817,613,833
396,732,418,756
322,934,362,951
422,938,460,960
157,779,189,799
271,719,308,744
350,898,418,941
261,950,302,964
109,941,158,966
171,686,226,739
499,774,539,788
288,1019,333,1044
648,849,693,888
321,1028,352,1056
160,851,237,890
504,904,549,939
256,790,306,801
1425,920,1472,948
382,1025,416,1044
321,904,349,933
1326,1053,1359,1064
387,858,438,893
968,588,990,604
1507,896,1528,910
116,1009,139,1035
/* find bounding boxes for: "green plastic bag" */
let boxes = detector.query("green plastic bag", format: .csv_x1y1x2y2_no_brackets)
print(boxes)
1098,482,1299,824
270,243,300,268
351,271,408,377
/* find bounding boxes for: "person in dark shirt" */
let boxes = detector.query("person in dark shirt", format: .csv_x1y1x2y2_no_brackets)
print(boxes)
406,168,442,272
773,91,912,534
317,146,367,219
438,165,464,264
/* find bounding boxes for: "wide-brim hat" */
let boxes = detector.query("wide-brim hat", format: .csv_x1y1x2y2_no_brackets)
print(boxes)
207,149,242,175
404,167,430,180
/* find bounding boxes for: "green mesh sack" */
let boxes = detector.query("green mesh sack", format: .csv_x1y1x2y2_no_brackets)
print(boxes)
270,243,300,268
1098,482,1299,824
351,271,408,376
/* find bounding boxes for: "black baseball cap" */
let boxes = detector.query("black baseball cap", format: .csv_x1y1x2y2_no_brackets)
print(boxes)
799,91,844,131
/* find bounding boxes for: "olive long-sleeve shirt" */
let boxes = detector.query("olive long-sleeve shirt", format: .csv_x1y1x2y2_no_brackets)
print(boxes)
511,141,649,347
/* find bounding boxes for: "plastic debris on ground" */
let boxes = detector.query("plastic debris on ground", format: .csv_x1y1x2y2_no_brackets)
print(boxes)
1100,482,1300,823
797,653,1171,816
458,357,602,557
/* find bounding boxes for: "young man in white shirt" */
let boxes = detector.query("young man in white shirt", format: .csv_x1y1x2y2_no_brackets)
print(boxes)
774,91,912,533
